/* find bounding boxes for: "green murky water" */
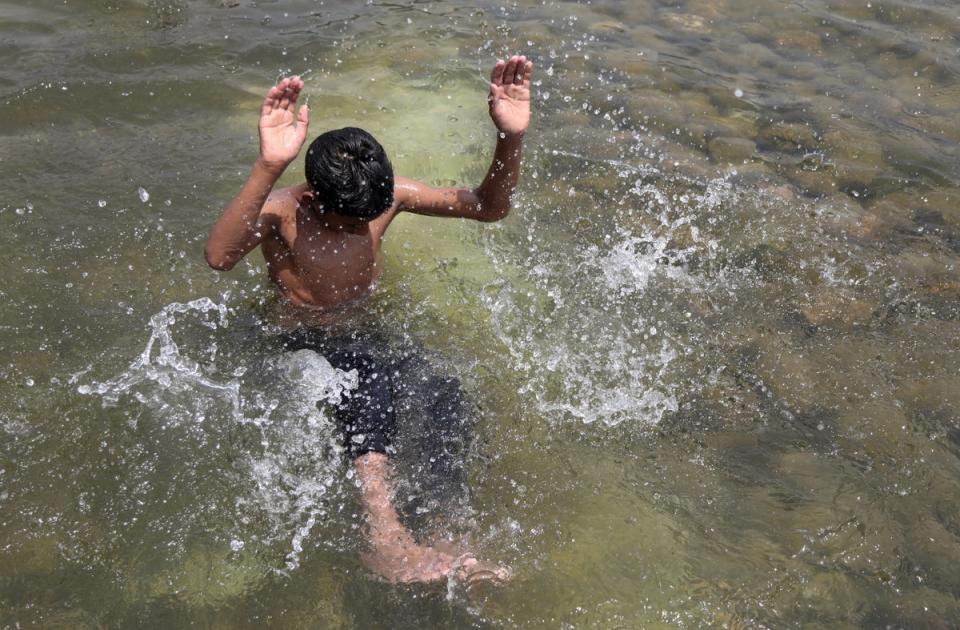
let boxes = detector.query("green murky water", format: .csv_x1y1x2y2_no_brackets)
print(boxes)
2,0,960,627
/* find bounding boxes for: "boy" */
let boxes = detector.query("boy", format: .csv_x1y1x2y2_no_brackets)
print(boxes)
204,56,533,584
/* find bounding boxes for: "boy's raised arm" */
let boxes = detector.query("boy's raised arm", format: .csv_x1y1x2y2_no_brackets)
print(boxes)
397,55,533,221
204,77,309,271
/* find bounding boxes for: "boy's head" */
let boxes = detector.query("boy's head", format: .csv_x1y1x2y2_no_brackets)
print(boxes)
304,127,394,221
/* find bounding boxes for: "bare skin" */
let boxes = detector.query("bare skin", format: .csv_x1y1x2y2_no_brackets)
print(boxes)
205,57,533,584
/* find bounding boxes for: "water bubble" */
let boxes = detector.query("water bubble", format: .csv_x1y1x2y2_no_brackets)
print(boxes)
97,199,107,208
24,377,34,387
137,187,150,203
734,88,744,98
230,539,245,552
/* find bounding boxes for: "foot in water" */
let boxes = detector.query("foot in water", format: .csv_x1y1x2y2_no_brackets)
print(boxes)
362,543,511,585
354,452,511,586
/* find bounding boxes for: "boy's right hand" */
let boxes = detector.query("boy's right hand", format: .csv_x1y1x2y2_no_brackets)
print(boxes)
258,76,309,175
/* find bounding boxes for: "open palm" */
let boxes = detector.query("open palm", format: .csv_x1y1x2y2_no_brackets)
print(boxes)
259,76,309,171
489,55,533,137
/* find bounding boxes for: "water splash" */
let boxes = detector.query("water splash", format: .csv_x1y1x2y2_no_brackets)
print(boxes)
244,349,358,573
78,297,237,411
481,173,739,427
77,298,359,576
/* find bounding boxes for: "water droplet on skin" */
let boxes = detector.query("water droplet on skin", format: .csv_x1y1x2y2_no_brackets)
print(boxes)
137,187,150,203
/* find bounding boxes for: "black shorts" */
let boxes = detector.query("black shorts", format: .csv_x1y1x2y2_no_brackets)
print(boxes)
278,328,472,467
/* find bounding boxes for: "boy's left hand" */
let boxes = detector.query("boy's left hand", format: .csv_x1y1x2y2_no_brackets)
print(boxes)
488,55,533,138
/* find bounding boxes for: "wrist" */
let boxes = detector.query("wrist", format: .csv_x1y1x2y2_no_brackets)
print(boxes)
496,130,526,142
253,156,289,179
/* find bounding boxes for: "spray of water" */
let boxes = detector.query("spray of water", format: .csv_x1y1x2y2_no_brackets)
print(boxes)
481,172,739,427
78,297,359,577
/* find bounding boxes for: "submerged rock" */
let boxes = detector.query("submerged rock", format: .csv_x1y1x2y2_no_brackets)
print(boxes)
847,90,903,117
778,60,821,81
0,536,60,577
774,30,823,54
123,542,267,607
821,128,885,195
903,516,960,595
814,193,865,236
654,140,717,181
589,20,627,34
605,49,660,80
800,289,876,328
661,12,710,33
737,42,782,68
759,122,820,152
783,168,836,198
706,85,759,113
707,136,756,164
903,188,960,231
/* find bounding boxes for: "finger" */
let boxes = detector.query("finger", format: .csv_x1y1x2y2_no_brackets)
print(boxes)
295,104,310,144
522,60,534,87
503,56,519,87
278,85,293,110
260,84,283,116
513,55,526,84
488,83,500,106
490,59,506,86
288,75,303,97
270,78,290,109
287,80,302,107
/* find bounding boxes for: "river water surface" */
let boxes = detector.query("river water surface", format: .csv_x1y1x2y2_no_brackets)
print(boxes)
2,0,960,628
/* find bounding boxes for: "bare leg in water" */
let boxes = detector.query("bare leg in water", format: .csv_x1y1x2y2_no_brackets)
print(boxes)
354,452,511,584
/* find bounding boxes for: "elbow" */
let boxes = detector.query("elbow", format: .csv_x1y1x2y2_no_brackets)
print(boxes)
477,210,509,223
475,199,511,222
204,245,235,271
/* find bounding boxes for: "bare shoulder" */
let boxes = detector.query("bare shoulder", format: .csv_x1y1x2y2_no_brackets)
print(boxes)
263,184,306,215
263,184,306,220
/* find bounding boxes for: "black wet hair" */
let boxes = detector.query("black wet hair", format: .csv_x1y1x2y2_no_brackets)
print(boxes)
304,127,394,220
